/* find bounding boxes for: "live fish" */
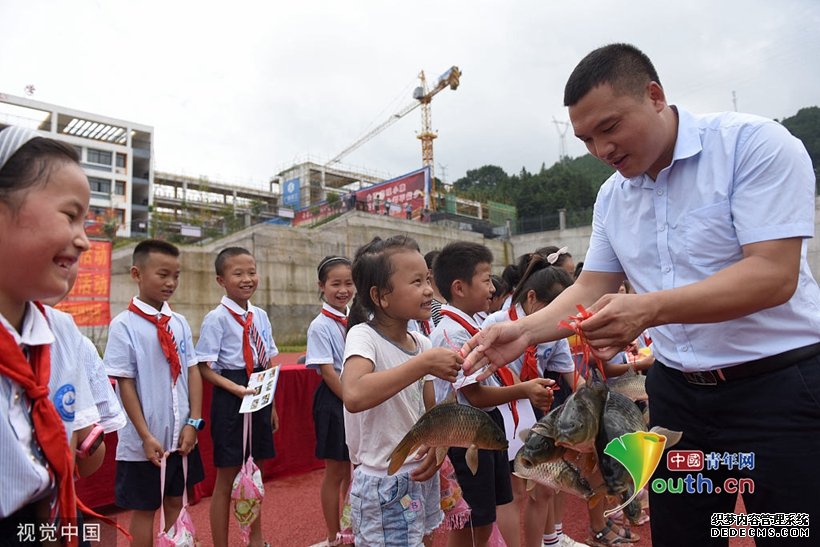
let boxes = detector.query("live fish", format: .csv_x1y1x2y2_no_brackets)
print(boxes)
513,448,604,505
387,403,508,476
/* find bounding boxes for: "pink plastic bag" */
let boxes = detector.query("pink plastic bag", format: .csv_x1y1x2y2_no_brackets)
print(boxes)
231,413,265,545
157,455,198,547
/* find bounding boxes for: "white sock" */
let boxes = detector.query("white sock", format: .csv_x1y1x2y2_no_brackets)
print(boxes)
543,532,559,546
555,522,564,538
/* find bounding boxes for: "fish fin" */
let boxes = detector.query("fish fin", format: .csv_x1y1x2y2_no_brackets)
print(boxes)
466,445,479,475
603,486,642,519
387,434,417,476
435,446,448,467
439,387,457,405
518,428,531,443
650,426,683,448
526,479,536,492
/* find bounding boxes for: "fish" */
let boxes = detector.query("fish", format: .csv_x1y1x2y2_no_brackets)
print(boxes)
554,382,609,452
607,369,648,402
387,403,508,476
513,447,604,505
517,404,566,466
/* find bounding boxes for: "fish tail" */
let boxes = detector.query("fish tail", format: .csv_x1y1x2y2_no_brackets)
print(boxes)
387,432,418,475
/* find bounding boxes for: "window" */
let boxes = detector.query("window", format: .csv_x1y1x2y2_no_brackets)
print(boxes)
115,181,126,195
87,148,112,166
88,176,111,194
116,153,127,168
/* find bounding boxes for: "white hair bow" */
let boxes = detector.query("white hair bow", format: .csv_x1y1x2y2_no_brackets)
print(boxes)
547,246,569,265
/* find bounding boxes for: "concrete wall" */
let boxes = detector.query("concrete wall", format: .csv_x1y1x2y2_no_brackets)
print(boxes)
110,212,509,345
109,197,820,346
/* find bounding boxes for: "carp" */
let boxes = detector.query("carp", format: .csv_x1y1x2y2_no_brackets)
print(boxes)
387,403,508,476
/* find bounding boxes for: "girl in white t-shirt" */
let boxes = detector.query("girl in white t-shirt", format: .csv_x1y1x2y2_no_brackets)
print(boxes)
341,235,462,547
306,255,354,546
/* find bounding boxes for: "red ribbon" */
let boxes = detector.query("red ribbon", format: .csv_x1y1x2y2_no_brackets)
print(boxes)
558,304,607,388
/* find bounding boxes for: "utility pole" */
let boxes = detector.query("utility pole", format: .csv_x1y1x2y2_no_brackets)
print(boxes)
732,90,738,112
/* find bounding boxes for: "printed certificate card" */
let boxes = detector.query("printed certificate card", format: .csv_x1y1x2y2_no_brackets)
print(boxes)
239,366,281,413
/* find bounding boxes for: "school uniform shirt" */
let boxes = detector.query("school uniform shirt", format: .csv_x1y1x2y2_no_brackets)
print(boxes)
584,107,820,372
0,303,99,518
341,323,431,474
196,296,278,371
305,303,346,374
45,306,126,434
428,305,501,409
104,297,198,461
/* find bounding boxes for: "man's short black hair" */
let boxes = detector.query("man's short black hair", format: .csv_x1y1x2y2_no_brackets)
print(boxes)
215,246,254,276
434,241,493,302
564,43,661,107
132,239,179,267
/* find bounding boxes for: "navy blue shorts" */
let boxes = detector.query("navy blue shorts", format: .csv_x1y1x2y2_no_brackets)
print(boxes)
115,447,204,511
210,368,276,467
313,380,349,461
448,408,513,527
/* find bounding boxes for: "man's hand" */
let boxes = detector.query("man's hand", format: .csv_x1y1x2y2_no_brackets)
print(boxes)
460,321,529,381
579,293,654,360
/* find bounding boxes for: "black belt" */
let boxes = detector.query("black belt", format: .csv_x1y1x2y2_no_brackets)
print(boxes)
662,341,820,386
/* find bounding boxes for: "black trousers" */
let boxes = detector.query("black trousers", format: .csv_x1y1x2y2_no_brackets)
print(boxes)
646,354,820,546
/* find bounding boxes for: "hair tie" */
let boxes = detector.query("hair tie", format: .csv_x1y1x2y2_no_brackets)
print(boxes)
317,256,350,275
547,246,569,265
0,126,39,173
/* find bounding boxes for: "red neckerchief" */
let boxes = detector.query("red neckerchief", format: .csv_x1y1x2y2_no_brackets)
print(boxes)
321,308,348,329
440,309,479,336
443,309,519,432
222,305,256,377
419,319,432,336
127,302,181,384
0,303,130,545
508,306,539,382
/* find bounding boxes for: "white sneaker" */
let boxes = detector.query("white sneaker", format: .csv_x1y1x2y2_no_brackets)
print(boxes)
558,535,590,547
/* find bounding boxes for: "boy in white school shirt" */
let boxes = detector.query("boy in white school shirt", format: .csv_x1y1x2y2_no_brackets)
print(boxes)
196,246,279,547
105,239,204,547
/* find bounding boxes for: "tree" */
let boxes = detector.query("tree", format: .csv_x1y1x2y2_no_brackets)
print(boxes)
781,106,820,191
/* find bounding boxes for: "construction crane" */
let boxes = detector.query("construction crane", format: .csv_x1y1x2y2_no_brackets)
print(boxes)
325,65,461,209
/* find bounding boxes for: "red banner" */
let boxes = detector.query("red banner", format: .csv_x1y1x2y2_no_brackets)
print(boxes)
292,167,430,226
56,240,111,326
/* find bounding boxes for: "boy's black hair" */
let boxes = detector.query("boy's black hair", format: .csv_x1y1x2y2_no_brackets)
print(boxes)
511,254,574,306
502,263,522,292
215,246,254,276
133,239,180,267
434,241,494,303
491,275,507,297
348,235,420,328
564,43,661,107
423,250,440,270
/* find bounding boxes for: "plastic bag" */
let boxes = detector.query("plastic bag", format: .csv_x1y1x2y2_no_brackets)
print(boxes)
231,414,265,545
157,455,198,547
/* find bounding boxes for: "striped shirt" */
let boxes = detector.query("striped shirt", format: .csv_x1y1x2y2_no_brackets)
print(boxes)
45,306,126,434
195,296,278,371
1,303,99,517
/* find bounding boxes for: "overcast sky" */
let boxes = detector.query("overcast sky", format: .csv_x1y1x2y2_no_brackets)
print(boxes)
1,0,818,190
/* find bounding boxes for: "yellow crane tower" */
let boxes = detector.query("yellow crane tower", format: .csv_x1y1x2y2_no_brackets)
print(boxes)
325,65,461,210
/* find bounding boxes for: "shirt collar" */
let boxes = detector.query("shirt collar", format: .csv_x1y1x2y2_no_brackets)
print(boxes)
221,295,252,316
626,105,702,188
441,304,481,329
0,302,55,347
132,296,173,317
321,302,348,318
